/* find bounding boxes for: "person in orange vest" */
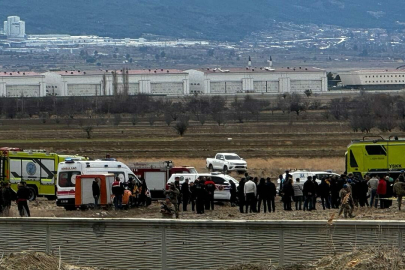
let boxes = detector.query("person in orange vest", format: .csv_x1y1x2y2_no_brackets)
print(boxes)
112,177,123,210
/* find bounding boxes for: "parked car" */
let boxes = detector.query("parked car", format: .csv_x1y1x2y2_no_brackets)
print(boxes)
167,173,238,201
206,153,247,173
277,170,340,192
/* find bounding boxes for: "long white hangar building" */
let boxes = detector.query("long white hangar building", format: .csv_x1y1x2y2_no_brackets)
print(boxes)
0,67,327,97
186,67,328,94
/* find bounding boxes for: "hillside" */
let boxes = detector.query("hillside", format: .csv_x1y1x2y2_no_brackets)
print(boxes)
1,0,405,41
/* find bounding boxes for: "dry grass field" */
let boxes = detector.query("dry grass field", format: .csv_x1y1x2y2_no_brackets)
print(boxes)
0,109,396,174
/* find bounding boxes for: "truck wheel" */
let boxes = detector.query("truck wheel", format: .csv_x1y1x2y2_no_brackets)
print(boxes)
64,206,76,211
27,186,37,201
223,166,228,174
209,164,214,172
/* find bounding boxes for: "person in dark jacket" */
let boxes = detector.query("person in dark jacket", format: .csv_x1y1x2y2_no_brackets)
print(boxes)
311,176,319,210
139,177,148,207
319,178,331,210
256,178,266,213
385,175,394,208
330,177,340,208
92,178,101,209
2,182,12,216
303,176,315,211
16,182,30,217
264,177,276,212
112,177,123,210
359,175,370,207
230,180,237,207
252,177,259,212
238,178,246,213
189,181,196,212
204,178,217,210
194,179,206,214
181,178,190,211
282,178,294,211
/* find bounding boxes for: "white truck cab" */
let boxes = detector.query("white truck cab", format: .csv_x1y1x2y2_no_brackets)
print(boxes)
206,153,247,173
56,159,147,210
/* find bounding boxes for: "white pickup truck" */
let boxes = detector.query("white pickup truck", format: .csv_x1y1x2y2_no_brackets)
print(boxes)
206,153,247,173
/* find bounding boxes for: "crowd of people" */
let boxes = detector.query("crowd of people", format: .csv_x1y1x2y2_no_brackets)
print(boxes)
161,176,237,218
160,170,405,219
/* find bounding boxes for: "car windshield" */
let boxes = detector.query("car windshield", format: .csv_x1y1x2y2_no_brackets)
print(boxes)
58,171,80,187
225,155,241,160
224,175,238,183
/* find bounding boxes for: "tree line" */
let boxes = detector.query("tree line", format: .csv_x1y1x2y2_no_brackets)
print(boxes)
3,92,405,137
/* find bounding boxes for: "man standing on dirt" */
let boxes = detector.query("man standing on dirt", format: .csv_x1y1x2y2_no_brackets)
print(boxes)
338,184,355,218
194,179,205,214
181,178,190,211
165,183,180,218
303,176,314,211
112,177,123,210
244,177,256,213
92,178,101,209
368,174,379,208
204,177,217,210
16,182,30,217
237,178,246,213
2,182,12,216
230,179,237,207
264,177,276,212
139,177,148,207
174,177,181,211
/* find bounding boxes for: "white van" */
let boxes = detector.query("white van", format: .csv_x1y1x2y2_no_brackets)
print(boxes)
56,159,150,210
277,170,340,191
167,173,238,201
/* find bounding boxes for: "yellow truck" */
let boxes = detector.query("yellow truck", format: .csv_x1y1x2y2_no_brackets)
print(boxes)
346,136,405,178
0,147,85,200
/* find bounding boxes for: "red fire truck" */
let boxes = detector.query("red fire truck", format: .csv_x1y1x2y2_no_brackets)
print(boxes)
129,161,197,199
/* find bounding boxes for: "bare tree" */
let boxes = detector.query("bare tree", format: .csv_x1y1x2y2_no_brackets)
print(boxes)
173,119,189,136
83,125,93,139
102,73,107,96
112,71,118,96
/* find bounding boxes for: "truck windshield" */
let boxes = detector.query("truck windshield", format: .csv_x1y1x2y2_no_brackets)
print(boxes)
225,155,241,160
188,168,198,174
58,171,80,187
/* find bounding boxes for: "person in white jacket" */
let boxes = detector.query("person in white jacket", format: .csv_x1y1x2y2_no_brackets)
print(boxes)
244,177,257,213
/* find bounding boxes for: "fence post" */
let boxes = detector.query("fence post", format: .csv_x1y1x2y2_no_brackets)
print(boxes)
279,229,284,266
399,228,403,252
161,225,167,270
46,225,50,254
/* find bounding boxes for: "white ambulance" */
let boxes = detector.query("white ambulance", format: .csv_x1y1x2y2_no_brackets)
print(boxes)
56,159,151,210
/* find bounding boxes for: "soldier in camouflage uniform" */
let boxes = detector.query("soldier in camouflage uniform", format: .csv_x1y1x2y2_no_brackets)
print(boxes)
338,184,355,218
164,183,180,218
160,198,175,218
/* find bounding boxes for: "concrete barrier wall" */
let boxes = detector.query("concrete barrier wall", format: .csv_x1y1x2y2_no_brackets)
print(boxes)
0,218,403,269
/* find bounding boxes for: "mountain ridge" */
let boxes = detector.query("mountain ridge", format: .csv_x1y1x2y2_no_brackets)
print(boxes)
2,0,404,41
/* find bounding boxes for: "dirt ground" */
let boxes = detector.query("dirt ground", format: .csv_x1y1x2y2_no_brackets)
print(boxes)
7,196,404,221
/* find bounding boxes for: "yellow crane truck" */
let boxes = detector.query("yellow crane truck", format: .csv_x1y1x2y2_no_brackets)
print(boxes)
346,136,405,179
0,147,85,200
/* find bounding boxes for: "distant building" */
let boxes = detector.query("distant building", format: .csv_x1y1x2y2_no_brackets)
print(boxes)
339,70,405,90
3,16,25,39
0,71,45,97
186,66,327,95
0,69,189,97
